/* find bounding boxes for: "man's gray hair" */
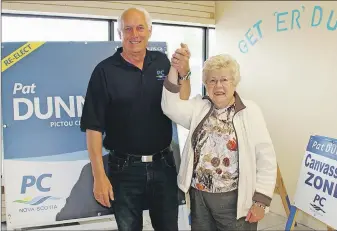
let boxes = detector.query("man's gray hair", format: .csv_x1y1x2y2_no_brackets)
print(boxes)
117,7,153,32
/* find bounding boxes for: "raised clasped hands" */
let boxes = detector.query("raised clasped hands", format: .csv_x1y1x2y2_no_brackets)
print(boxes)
171,43,191,77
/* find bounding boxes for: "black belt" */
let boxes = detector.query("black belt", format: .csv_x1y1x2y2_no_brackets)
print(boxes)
109,146,171,163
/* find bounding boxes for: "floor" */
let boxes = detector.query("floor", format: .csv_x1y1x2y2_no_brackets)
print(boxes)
257,212,313,231
1,211,314,230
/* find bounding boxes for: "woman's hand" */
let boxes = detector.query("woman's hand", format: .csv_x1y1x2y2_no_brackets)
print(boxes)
171,43,190,77
245,202,266,223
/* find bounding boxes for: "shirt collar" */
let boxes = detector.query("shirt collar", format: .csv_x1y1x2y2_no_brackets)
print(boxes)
110,47,155,68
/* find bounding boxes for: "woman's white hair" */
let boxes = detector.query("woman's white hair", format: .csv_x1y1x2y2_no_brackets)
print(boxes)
117,7,152,32
202,54,241,86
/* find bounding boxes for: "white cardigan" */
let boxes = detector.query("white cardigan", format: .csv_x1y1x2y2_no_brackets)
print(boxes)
161,78,277,219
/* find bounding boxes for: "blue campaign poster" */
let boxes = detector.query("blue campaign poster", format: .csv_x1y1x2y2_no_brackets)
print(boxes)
1,41,185,229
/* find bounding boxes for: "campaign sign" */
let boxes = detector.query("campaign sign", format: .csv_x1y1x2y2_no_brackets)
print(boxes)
293,135,337,229
1,41,185,229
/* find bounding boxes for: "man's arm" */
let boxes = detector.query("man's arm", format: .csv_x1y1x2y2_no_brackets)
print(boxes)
80,64,113,207
86,129,113,207
87,130,104,179
55,154,112,221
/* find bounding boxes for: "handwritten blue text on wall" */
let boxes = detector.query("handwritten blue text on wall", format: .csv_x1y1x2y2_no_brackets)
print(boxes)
239,5,337,54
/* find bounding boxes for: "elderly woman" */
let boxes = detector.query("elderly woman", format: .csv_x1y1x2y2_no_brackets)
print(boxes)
162,54,277,230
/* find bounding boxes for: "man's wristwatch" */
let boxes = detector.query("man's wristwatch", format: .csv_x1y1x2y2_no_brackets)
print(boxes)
178,70,191,81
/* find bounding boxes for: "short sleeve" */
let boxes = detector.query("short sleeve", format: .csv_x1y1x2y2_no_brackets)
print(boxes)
161,52,171,74
80,65,109,133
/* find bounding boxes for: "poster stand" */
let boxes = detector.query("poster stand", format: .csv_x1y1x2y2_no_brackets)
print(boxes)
274,164,292,216
285,205,336,231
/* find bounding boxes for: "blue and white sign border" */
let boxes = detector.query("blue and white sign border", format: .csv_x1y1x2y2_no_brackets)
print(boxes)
286,135,337,230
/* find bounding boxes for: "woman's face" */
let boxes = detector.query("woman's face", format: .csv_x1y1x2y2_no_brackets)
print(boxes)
205,68,236,108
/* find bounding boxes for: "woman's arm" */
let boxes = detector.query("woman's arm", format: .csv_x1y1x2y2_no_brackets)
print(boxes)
161,66,197,130
179,76,191,100
251,103,277,207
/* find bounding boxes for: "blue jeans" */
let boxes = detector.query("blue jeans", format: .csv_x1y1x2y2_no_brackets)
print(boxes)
108,150,179,231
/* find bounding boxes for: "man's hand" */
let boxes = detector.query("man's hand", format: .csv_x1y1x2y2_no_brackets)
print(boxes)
93,175,114,208
245,202,265,223
171,43,191,77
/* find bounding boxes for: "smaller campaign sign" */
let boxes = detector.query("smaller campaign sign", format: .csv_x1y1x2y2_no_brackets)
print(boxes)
293,135,337,229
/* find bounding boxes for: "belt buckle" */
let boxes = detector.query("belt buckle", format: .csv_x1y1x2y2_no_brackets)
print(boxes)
141,155,153,162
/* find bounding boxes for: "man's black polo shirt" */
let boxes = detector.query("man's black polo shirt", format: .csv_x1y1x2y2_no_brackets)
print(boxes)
80,47,172,155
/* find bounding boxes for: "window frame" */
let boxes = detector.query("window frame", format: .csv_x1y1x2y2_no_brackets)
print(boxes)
2,13,111,41
203,27,215,95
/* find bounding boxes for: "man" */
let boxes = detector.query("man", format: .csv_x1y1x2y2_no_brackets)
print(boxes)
80,7,191,231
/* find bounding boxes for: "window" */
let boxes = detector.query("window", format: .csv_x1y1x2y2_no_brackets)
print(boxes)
114,22,204,98
208,28,216,58
2,15,109,42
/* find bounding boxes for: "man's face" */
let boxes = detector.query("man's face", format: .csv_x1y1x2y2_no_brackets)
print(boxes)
119,9,152,54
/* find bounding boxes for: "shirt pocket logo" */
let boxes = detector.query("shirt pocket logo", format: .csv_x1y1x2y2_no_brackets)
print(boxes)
156,70,166,80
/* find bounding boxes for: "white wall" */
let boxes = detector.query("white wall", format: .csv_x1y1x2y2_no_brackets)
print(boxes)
215,1,337,230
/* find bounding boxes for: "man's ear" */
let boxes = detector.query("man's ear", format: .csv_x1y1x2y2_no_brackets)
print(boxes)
118,30,122,40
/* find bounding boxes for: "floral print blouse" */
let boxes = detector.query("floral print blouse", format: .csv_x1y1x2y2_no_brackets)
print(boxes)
191,104,239,193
